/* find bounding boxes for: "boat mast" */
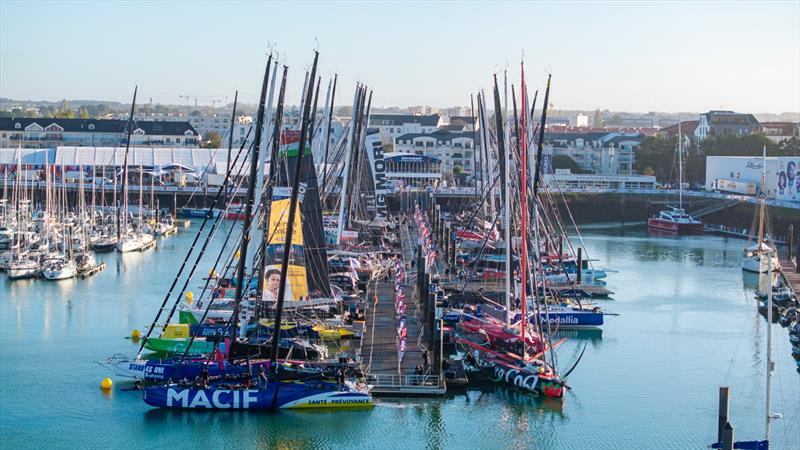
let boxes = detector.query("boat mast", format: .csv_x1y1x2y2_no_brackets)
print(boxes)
118,86,137,242
270,51,319,408
492,74,510,327
257,64,288,303
758,145,766,247
231,54,272,339
321,74,337,195
678,120,682,211
335,84,359,245
765,246,775,443
518,65,529,359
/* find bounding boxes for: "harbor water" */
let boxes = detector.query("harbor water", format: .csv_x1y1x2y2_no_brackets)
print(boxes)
1,224,798,449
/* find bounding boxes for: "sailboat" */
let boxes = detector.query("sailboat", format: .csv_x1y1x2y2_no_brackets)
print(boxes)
140,51,371,411
742,146,780,273
115,87,156,253
647,121,703,234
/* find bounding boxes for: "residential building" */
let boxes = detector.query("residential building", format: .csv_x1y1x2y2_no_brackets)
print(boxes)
368,114,442,146
760,122,799,143
187,112,252,140
0,118,199,148
543,131,644,175
657,120,699,139
695,110,760,141
394,129,475,183
383,152,443,188
576,113,589,127
544,170,657,191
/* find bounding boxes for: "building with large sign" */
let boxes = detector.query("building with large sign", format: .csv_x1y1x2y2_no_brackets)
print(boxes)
705,155,800,203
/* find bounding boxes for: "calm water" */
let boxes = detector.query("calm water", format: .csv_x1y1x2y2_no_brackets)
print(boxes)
1,224,799,449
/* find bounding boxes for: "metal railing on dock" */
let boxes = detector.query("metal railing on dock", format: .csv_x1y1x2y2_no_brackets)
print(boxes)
366,373,446,396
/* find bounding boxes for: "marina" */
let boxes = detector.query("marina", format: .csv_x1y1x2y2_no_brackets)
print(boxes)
1,3,799,448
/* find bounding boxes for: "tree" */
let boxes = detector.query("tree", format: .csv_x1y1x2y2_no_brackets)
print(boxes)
606,114,624,126
634,136,677,182
53,99,74,118
551,155,585,173
592,109,603,128
202,131,222,148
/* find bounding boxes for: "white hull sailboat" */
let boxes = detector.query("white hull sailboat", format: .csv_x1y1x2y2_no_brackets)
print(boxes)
42,258,77,280
7,258,40,280
116,232,155,253
741,146,778,274
742,242,780,273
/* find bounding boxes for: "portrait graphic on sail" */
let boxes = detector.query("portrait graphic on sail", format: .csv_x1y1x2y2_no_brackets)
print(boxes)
264,130,332,302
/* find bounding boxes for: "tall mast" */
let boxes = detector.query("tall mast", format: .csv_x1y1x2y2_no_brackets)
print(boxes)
231,54,272,339
270,51,319,408
336,84,360,245
225,91,239,187
678,120,682,211
118,86,137,242
492,74,510,327
321,74,337,194
518,65,529,359
758,145,766,246
257,65,288,303
765,246,775,443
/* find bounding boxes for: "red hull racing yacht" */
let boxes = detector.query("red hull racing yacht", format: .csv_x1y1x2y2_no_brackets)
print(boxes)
647,207,704,234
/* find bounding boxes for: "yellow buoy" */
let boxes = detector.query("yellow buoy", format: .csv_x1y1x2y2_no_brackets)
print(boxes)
186,291,194,302
101,378,113,390
131,329,141,340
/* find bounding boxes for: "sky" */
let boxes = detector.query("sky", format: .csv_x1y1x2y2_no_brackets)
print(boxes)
1,1,799,113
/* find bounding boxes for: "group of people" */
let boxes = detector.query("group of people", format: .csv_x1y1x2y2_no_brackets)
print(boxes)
394,257,408,362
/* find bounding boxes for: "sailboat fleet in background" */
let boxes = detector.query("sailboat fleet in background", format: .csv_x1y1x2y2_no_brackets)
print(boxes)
0,88,181,281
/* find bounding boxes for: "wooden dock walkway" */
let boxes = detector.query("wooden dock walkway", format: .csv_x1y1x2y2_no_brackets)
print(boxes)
359,218,446,396
779,256,799,294
360,279,399,375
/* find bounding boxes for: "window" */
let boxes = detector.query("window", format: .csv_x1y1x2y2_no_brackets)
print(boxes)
15,123,21,129
176,138,181,143
88,124,95,130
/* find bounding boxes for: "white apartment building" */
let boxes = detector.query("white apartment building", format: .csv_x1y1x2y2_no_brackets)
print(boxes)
544,131,643,175
394,130,475,182
368,114,442,146
0,118,199,148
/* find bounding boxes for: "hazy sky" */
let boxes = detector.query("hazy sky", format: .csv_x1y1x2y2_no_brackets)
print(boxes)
1,1,799,113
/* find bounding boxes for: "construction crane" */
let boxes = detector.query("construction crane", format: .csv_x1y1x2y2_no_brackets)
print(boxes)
177,95,226,108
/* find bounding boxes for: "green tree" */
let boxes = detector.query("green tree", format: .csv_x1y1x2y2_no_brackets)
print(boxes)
53,99,74,118
606,114,624,126
634,136,677,182
201,131,222,148
551,155,586,173
592,109,603,128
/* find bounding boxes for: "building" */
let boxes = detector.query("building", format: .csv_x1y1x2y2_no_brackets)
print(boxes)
368,114,442,146
760,122,799,143
705,155,800,203
0,146,247,183
0,118,199,148
383,152,442,188
544,170,656,190
695,110,760,141
543,131,644,175
187,112,252,140
576,113,589,127
394,130,475,183
657,120,699,140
